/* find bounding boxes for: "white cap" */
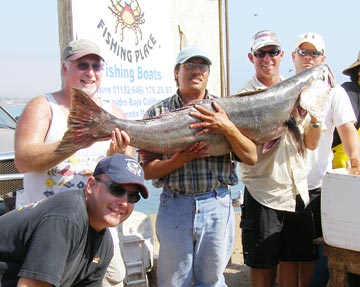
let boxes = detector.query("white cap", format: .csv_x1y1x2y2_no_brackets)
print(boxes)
295,32,326,53
250,30,281,52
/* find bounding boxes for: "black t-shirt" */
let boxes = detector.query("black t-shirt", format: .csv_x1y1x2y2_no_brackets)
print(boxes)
332,81,360,147
0,189,113,287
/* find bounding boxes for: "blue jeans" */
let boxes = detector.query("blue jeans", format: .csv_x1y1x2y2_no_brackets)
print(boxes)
156,186,235,287
311,245,329,286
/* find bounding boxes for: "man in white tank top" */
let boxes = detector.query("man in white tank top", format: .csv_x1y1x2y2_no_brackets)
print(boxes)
14,39,133,287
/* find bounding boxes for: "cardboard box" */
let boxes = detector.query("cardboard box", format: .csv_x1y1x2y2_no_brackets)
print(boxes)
322,169,360,252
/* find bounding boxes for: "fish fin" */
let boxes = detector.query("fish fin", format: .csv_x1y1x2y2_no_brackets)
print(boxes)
55,88,112,154
286,116,306,157
231,89,268,98
262,117,306,156
262,139,281,154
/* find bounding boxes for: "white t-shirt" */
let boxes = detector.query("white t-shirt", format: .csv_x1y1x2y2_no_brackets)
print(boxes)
307,84,356,189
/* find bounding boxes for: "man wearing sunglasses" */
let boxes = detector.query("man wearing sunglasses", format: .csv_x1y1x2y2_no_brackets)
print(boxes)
238,30,285,92
0,154,148,287
139,45,257,287
292,32,360,287
14,39,134,287
233,30,324,287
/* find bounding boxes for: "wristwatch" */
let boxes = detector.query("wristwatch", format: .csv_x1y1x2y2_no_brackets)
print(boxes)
310,121,321,128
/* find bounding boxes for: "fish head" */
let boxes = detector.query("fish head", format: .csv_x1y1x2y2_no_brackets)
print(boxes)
297,64,335,122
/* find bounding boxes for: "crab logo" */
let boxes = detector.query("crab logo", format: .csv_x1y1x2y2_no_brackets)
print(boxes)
109,0,145,46
126,160,142,177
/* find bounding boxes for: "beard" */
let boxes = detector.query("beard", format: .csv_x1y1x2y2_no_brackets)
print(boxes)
81,85,98,97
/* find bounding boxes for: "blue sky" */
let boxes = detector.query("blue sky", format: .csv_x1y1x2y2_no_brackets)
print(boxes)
1,0,358,99
228,0,359,94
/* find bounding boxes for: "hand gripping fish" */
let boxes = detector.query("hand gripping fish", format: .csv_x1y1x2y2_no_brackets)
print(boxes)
55,64,335,156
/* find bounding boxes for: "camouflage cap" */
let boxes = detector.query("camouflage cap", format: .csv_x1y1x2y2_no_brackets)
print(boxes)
250,30,281,52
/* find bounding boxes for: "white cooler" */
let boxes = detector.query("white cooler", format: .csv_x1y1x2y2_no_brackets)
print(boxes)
322,169,360,252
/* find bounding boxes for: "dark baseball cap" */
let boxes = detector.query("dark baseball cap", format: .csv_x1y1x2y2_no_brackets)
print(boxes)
63,39,104,61
93,154,148,199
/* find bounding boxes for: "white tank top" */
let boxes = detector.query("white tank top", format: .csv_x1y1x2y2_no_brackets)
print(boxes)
17,93,113,206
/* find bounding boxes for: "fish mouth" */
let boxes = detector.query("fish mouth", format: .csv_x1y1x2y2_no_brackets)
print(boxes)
292,105,307,123
291,97,308,123
296,64,334,122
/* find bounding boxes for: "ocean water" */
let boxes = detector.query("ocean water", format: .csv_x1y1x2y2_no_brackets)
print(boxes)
2,103,244,214
138,179,243,214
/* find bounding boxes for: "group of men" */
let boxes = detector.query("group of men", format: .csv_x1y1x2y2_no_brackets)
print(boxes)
0,29,359,287
237,30,359,287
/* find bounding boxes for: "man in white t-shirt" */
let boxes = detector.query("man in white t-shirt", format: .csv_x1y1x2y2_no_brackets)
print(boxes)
291,32,360,286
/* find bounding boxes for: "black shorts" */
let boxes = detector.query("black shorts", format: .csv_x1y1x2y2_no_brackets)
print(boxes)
309,188,322,237
240,188,318,268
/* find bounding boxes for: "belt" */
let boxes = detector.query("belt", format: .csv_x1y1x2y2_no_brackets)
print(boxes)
193,187,229,200
164,185,229,198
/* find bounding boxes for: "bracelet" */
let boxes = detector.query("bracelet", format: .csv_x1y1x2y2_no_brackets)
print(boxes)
310,122,321,128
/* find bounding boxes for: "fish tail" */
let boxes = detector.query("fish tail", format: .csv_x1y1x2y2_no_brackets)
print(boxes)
55,88,111,154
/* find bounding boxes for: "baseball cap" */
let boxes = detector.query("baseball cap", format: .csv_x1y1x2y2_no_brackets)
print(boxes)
342,51,360,76
93,154,148,199
63,39,104,61
175,45,212,66
250,30,281,52
295,32,326,53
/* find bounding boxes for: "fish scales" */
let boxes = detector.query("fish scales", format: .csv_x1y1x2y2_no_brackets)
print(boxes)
56,64,335,156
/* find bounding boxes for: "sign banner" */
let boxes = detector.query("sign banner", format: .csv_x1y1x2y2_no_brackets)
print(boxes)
69,0,221,119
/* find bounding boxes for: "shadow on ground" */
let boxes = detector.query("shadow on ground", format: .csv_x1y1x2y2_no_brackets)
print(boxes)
224,263,250,287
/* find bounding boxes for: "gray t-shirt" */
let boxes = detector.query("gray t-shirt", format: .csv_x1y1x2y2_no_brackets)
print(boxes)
0,189,113,287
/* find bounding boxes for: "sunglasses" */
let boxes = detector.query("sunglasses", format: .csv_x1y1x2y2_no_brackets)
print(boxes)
182,62,210,73
253,49,281,58
95,177,141,203
76,61,103,72
296,49,323,58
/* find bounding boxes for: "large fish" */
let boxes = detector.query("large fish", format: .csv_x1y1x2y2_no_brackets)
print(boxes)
55,64,335,156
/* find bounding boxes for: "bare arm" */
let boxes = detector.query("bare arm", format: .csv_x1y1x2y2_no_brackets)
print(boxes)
140,142,209,180
303,116,323,150
15,96,134,173
107,105,135,158
189,101,257,165
17,277,51,287
337,122,360,174
15,96,75,172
